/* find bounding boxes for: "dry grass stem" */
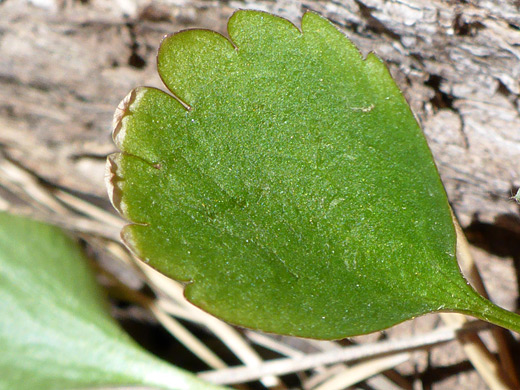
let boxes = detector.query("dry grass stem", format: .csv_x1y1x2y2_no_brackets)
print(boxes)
244,331,305,358
54,189,125,229
198,323,477,385
311,353,410,390
148,302,229,370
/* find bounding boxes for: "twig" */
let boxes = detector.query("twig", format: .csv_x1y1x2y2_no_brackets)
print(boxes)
0,154,69,214
245,331,411,390
148,302,228,370
54,189,125,229
244,331,305,358
198,324,479,385
311,353,410,390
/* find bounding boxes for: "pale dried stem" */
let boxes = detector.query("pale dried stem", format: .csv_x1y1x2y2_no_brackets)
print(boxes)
311,353,410,390
54,189,125,229
246,331,411,390
198,323,484,385
148,302,229,370
244,331,305,358
0,155,69,214
297,336,413,390
303,365,347,390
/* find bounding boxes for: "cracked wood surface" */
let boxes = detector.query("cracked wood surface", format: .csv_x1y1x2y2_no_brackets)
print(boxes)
1,0,519,230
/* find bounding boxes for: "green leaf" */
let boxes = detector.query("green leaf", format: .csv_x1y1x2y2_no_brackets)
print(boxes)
0,212,226,390
107,10,520,339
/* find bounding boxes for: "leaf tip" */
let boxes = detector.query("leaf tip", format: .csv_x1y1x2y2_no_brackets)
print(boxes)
228,8,301,44
301,9,322,23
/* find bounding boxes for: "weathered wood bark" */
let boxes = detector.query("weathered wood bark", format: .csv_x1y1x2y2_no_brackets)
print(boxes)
1,0,519,230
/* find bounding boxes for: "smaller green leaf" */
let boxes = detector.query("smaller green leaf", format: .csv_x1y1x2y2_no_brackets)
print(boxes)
0,212,226,390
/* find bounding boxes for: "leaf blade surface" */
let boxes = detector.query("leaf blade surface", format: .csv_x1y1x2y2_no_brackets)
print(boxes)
108,11,487,339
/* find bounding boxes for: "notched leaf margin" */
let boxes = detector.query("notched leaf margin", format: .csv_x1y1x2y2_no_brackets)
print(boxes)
107,8,388,272
107,87,190,272
106,88,157,246
106,10,413,331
